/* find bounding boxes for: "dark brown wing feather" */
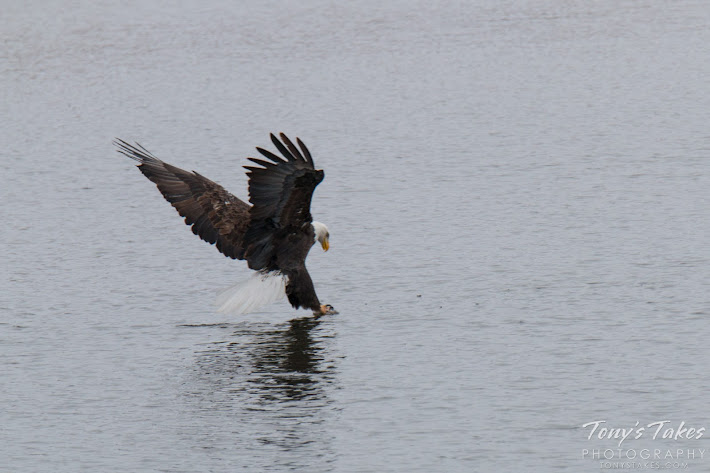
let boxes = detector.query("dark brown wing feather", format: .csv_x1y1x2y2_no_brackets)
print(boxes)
242,133,324,272
114,140,250,259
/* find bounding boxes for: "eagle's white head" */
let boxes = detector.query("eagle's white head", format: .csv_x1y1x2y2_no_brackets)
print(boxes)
312,221,330,252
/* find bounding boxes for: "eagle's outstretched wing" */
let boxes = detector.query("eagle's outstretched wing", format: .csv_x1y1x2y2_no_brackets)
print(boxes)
242,133,324,272
114,140,250,260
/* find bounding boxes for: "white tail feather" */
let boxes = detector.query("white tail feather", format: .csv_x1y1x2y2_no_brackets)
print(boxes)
215,272,288,315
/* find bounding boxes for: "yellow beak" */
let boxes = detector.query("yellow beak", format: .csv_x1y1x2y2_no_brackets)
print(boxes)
321,237,330,252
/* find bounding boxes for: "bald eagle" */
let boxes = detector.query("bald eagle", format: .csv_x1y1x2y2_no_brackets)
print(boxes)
115,133,336,316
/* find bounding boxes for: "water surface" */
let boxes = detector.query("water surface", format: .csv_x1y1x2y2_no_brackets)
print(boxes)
2,1,709,471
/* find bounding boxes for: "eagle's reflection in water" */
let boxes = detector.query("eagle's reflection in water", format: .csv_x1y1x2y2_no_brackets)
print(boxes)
247,316,330,402
184,316,338,469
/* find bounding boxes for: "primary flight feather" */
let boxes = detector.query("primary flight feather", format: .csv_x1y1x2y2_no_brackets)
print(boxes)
115,133,336,316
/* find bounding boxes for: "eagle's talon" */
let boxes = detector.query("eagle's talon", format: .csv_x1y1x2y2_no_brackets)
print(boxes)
316,304,338,315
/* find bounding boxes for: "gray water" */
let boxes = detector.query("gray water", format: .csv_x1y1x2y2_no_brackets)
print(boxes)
2,1,709,472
